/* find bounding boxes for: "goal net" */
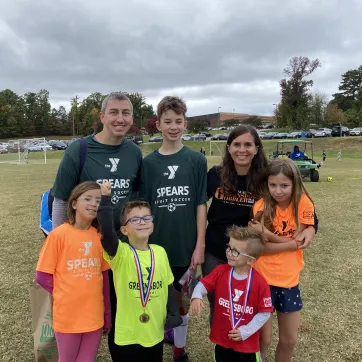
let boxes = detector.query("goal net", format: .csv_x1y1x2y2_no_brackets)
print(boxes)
209,140,226,157
0,138,48,165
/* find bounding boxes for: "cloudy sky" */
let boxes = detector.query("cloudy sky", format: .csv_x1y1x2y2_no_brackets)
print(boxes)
1,0,361,116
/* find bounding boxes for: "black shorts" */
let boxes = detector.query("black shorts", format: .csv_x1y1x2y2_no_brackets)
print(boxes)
214,345,261,362
270,285,303,313
112,341,163,362
171,265,190,292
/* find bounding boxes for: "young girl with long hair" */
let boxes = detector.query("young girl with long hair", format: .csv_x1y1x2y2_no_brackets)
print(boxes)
250,158,315,362
36,181,111,362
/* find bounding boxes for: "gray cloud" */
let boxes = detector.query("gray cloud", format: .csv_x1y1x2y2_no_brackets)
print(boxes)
0,0,361,116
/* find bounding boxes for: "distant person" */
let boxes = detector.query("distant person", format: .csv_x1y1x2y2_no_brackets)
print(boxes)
322,150,326,162
289,145,305,160
337,151,342,161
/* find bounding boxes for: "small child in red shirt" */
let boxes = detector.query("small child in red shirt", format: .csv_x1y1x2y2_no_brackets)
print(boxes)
190,226,272,362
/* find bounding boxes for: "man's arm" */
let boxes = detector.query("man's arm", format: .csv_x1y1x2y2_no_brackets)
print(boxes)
190,155,208,270
52,198,67,229
98,186,119,257
51,141,83,227
190,203,207,270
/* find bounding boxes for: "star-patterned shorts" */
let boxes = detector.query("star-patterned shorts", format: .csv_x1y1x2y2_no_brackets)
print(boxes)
269,285,303,313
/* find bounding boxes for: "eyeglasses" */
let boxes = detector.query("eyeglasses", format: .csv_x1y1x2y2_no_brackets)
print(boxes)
125,215,154,225
225,245,255,260
77,196,101,206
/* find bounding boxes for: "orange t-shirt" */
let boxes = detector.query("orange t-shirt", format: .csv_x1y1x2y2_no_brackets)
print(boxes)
252,194,314,288
36,223,110,333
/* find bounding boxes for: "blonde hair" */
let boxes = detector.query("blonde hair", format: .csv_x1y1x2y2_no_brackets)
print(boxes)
261,158,313,232
66,181,101,231
226,225,265,259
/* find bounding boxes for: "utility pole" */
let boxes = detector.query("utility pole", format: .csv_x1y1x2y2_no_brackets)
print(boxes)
72,96,78,137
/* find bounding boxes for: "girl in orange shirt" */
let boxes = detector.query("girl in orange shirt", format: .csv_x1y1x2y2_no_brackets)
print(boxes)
249,159,315,362
36,181,111,362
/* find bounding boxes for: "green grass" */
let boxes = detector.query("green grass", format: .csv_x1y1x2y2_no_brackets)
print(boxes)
0,149,362,361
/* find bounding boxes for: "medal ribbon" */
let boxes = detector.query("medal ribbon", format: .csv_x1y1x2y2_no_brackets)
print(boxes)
229,267,253,329
129,245,155,308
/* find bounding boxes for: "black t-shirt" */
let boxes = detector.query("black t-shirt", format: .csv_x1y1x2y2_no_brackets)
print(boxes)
206,166,259,262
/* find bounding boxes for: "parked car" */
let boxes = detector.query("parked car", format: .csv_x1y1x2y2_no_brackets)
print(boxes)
263,132,278,139
49,140,67,150
212,133,228,140
257,132,268,139
0,146,8,154
314,128,332,137
288,131,302,139
193,133,207,141
273,132,289,139
8,143,25,153
331,125,350,137
211,134,222,140
181,134,194,141
350,127,362,136
202,132,212,137
149,136,163,142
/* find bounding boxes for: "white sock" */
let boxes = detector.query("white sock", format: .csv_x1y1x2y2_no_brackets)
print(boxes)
174,313,189,348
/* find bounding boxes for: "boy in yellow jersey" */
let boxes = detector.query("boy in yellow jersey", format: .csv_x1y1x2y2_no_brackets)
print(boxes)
97,182,181,362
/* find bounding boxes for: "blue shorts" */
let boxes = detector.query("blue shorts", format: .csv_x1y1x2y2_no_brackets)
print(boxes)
270,285,303,313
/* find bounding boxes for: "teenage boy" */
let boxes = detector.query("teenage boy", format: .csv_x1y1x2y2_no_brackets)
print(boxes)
190,226,273,362
140,96,208,362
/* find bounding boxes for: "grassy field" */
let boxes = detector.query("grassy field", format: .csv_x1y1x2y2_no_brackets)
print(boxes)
0,146,362,361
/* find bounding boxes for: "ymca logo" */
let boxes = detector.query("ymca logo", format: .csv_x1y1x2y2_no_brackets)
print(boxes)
233,289,244,302
81,241,92,256
163,166,179,179
106,158,120,172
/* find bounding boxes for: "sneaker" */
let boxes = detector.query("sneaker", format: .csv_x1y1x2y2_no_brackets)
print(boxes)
173,351,191,362
164,328,174,344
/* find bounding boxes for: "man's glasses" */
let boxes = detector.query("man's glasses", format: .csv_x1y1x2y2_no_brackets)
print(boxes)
77,196,101,206
225,245,255,260
125,215,154,225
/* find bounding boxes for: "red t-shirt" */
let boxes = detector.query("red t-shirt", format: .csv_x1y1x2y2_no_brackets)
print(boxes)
201,264,273,353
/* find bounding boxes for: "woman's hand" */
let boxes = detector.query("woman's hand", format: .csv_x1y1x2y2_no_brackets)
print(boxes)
294,226,315,250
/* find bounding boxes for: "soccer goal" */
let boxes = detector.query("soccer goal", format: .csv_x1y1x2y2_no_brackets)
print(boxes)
209,140,226,157
0,138,48,165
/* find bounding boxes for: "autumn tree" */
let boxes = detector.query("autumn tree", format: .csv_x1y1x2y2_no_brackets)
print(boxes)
325,103,346,125
144,115,158,135
277,56,321,129
123,92,154,129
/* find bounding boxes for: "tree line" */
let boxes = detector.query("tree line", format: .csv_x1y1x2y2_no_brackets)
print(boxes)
275,57,362,129
2,59,362,139
0,90,154,139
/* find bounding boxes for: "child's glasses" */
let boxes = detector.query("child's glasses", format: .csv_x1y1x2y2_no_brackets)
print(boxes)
125,215,154,225
225,245,255,260
77,196,101,206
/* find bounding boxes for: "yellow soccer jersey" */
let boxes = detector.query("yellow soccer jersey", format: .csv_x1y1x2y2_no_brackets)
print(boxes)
104,242,173,347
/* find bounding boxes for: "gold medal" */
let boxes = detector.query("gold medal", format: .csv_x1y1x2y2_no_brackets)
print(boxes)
139,313,150,323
